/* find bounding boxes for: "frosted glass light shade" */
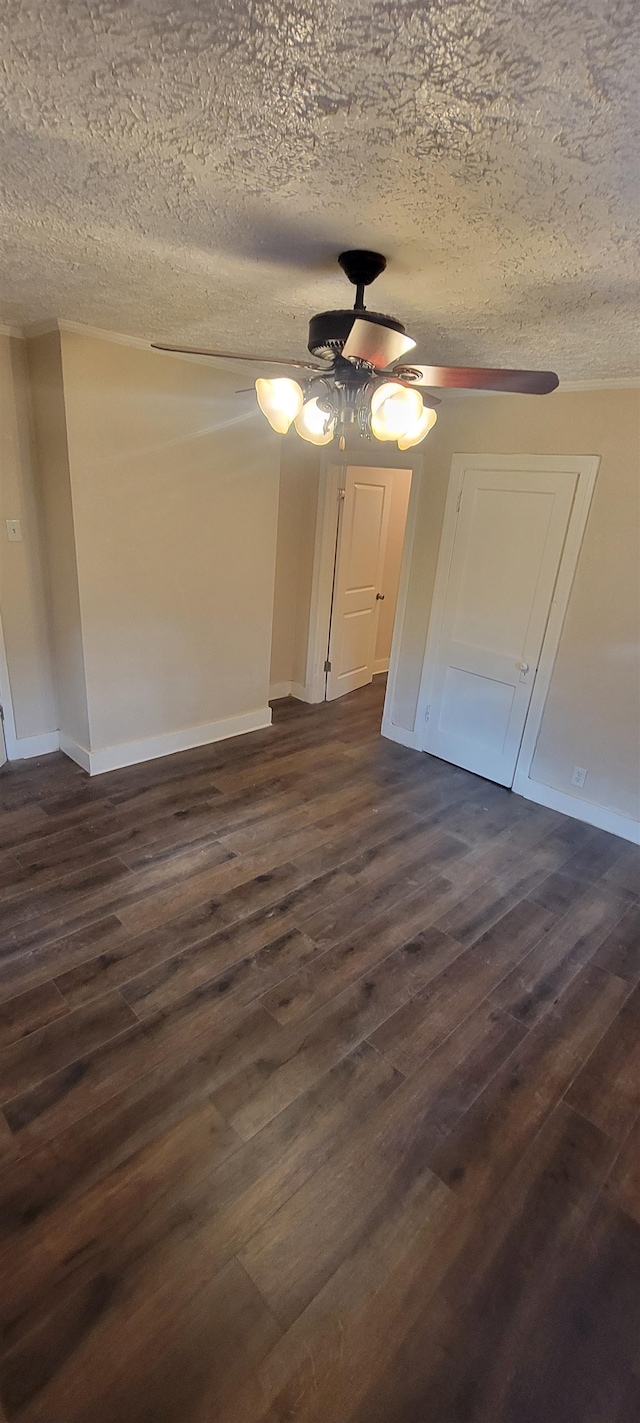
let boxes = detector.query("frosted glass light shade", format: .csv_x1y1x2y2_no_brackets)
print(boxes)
294,397,335,445
397,405,437,449
255,377,303,434
370,382,424,441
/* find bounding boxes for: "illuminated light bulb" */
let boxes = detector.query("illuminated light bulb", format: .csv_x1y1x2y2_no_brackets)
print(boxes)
370,382,424,441
397,404,437,449
294,397,335,446
255,377,303,434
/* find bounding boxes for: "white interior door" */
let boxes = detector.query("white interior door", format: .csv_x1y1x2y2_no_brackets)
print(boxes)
422,460,577,785
326,466,394,701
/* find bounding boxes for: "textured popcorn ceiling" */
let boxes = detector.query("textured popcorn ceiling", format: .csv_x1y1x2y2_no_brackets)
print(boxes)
1,1,638,377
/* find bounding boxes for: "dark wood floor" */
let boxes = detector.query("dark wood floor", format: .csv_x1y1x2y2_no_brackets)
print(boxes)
0,680,639,1422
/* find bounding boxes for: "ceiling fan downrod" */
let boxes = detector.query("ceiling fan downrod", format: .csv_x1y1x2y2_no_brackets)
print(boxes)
337,250,387,311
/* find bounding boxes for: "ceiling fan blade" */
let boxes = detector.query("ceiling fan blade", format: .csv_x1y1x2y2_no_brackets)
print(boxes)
391,365,559,395
390,381,440,408
342,318,416,369
151,344,326,371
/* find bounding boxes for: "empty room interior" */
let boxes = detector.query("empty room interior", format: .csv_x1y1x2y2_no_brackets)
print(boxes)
1,3,640,1421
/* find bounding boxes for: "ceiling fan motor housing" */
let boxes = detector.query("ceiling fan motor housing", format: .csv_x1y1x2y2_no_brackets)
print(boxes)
307,309,407,361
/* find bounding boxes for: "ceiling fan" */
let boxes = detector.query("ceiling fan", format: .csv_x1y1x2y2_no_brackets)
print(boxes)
152,250,559,450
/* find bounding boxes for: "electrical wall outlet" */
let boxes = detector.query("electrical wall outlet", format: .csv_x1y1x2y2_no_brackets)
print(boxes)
571,766,588,788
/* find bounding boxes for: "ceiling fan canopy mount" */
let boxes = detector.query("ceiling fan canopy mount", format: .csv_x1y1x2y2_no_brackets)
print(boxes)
152,249,559,449
337,249,387,290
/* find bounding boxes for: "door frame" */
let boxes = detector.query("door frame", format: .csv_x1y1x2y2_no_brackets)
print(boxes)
0,605,19,762
405,452,600,786
302,449,418,703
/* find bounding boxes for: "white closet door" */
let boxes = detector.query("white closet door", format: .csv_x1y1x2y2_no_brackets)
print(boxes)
422,462,577,785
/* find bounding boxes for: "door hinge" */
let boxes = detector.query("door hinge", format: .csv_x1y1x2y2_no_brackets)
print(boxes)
0,703,4,723
324,659,332,673
424,704,431,722
338,487,346,501
456,490,462,513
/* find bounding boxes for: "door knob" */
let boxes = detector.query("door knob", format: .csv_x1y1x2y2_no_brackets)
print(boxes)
376,593,385,601
518,661,529,672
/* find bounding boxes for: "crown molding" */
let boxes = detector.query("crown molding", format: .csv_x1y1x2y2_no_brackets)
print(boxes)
5,317,640,387
22,319,60,337
35,318,241,367
57,318,154,350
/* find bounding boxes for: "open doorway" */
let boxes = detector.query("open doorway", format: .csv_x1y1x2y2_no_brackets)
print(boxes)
269,444,422,713
325,464,411,701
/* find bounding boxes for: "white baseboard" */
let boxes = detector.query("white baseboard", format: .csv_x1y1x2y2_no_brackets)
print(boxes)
290,680,323,704
512,772,640,845
374,658,390,675
380,716,421,750
58,732,91,772
269,682,292,701
379,723,640,847
6,729,60,761
59,707,273,777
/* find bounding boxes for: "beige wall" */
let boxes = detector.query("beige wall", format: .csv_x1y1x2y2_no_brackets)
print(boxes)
270,434,321,691
389,388,640,822
57,332,280,753
0,333,57,741
269,434,321,692
28,331,91,749
375,466,412,668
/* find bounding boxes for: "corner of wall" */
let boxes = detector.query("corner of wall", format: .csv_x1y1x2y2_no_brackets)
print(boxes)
26,329,92,750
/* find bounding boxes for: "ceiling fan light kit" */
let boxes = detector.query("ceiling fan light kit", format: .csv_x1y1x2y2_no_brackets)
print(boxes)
153,250,559,450
255,376,303,433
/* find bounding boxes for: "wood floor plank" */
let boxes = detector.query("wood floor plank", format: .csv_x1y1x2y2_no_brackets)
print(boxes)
259,875,454,1027
3,1253,281,1423
598,840,640,900
52,862,352,1009
0,992,138,1104
591,900,640,982
0,678,636,1422
604,1116,640,1224
121,925,319,1019
0,982,68,1050
429,963,628,1208
0,1044,401,1370
494,1197,640,1423
208,1162,464,1423
0,916,130,1006
348,1102,618,1423
0,857,134,936
298,845,458,948
560,830,635,888
370,897,556,1074
490,883,629,1027
0,1009,281,1245
565,980,640,1142
0,807,50,853
240,1000,525,1329
0,838,237,961
111,817,376,938
0,854,28,896
211,953,414,1140
2,989,281,1145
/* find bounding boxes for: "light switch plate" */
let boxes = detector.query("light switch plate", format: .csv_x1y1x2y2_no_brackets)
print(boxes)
6,519,22,542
